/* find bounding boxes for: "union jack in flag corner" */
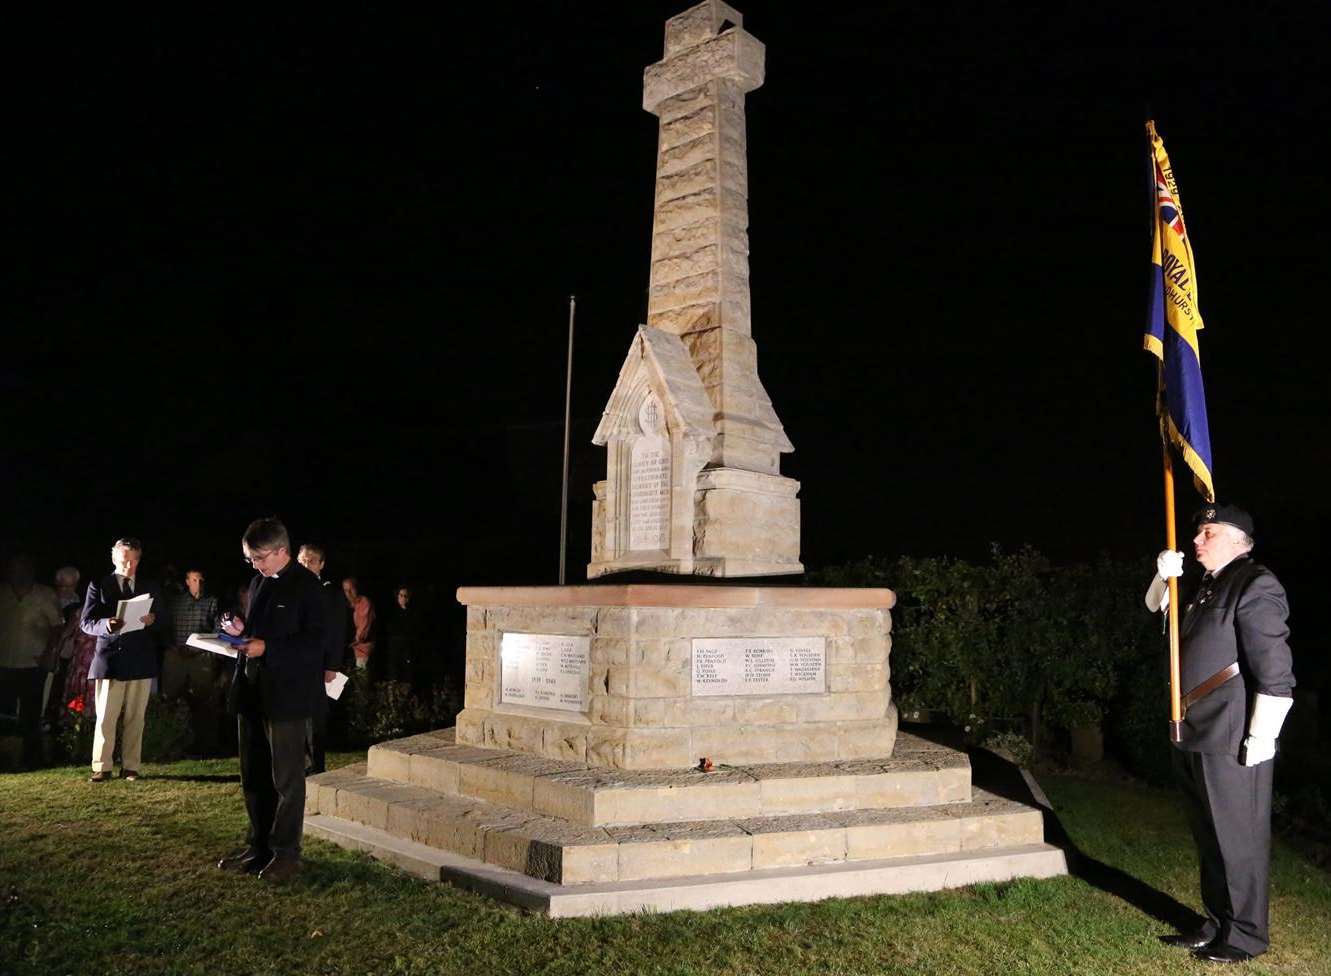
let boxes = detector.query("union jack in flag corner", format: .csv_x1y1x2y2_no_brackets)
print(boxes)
1143,120,1215,502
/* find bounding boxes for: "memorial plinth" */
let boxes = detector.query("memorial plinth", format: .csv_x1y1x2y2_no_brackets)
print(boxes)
453,584,898,770
305,584,1064,913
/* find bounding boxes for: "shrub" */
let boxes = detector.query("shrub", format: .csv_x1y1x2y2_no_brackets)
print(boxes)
983,731,1035,768
50,694,192,765
141,695,192,762
340,672,462,748
1106,654,1175,785
815,549,1169,765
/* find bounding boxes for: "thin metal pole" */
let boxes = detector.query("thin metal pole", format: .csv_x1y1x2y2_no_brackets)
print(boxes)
559,296,576,585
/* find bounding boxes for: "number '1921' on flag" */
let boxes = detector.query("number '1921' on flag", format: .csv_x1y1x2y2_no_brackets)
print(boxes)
1143,120,1215,502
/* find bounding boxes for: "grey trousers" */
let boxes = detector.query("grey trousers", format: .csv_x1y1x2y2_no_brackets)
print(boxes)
238,714,307,860
1172,747,1275,956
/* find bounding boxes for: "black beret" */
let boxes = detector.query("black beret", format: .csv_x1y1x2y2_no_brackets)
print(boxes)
1194,503,1254,537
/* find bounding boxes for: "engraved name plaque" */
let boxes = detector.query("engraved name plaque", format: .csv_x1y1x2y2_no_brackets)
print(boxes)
500,632,590,712
690,637,827,697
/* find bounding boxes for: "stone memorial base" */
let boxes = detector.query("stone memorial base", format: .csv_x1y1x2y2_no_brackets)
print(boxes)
304,583,1065,914
451,584,898,770
304,729,1066,916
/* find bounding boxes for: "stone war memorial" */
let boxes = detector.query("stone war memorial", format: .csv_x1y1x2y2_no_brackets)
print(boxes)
304,1,1066,916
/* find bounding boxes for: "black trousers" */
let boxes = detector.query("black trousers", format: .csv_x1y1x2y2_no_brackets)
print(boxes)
306,694,329,775
1172,747,1275,956
237,713,308,861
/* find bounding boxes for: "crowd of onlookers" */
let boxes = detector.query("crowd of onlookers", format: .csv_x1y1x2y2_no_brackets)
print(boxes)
0,545,444,771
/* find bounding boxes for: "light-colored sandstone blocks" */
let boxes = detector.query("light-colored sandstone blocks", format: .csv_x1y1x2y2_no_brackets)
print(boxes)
455,585,895,770
588,0,802,579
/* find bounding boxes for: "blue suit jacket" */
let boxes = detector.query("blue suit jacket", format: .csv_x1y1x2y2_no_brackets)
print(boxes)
80,574,163,680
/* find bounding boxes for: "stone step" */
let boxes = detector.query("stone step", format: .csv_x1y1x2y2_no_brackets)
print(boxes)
306,764,1043,887
363,728,971,826
304,813,1067,918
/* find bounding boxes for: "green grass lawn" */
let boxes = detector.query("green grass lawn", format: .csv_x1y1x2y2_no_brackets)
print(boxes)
2,754,1329,976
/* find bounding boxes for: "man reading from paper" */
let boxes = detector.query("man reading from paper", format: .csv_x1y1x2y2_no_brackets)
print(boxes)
217,517,324,884
80,537,161,782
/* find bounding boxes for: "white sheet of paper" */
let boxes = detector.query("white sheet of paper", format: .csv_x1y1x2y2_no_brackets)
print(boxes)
326,671,348,700
115,593,154,633
186,632,239,658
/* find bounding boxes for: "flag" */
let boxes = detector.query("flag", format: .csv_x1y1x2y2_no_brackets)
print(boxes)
1143,120,1214,502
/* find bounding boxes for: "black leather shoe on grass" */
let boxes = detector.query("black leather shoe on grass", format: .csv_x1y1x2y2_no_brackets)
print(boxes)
217,848,269,873
258,857,301,885
1193,944,1254,964
1159,929,1214,950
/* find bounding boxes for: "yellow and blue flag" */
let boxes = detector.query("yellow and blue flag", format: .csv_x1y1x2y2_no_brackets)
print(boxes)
1143,120,1214,502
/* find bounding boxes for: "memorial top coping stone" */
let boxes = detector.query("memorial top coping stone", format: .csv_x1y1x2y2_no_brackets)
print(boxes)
458,584,895,610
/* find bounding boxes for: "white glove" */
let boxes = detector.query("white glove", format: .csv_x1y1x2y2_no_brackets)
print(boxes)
1156,550,1184,578
1241,694,1294,766
1241,736,1276,765
1145,551,1184,612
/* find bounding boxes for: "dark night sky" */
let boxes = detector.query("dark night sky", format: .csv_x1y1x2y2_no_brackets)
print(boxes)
8,3,1329,632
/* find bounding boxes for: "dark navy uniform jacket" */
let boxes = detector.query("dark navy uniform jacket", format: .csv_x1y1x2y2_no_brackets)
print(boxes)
1177,555,1295,754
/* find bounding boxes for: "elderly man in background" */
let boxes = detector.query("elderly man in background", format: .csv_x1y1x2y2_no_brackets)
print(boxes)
163,568,221,755
1147,504,1296,964
1,555,63,766
54,566,82,612
80,538,162,782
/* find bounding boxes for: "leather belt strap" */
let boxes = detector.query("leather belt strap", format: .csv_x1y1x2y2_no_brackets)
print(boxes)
1182,662,1240,712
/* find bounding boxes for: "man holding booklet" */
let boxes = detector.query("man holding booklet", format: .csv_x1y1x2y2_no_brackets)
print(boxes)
79,537,162,782
216,517,326,884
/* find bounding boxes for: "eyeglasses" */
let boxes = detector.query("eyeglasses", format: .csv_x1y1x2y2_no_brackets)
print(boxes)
242,550,274,565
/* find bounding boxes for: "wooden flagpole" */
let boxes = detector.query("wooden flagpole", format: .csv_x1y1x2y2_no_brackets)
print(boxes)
1162,442,1184,743
1148,118,1184,743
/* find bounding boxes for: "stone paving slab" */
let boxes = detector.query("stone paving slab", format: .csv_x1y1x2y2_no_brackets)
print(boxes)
305,815,1067,917
360,729,971,825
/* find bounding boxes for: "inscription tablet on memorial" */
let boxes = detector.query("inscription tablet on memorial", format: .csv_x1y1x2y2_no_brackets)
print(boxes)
629,438,670,551
690,637,827,697
499,632,590,712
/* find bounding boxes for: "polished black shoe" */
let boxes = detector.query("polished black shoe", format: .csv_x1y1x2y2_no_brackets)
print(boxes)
1193,943,1254,964
1159,929,1214,950
258,856,301,885
217,848,269,873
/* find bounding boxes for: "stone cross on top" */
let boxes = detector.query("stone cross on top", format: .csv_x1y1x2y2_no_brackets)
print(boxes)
589,2,802,579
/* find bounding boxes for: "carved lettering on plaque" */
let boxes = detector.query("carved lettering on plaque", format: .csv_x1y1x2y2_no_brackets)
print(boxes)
691,638,827,697
500,632,590,712
629,394,670,551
